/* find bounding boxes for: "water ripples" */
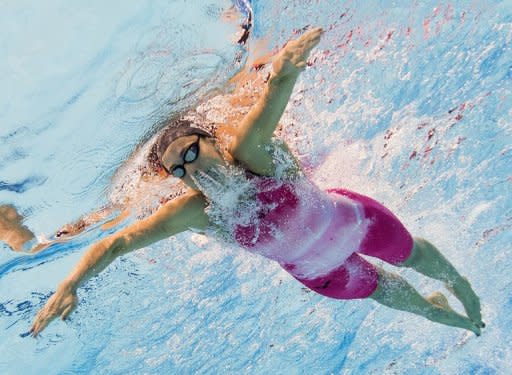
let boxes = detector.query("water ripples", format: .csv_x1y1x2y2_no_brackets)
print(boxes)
1,0,511,374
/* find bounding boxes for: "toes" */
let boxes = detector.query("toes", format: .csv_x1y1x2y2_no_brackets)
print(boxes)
476,320,486,328
473,325,482,337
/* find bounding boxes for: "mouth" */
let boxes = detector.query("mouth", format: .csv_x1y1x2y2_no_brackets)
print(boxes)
193,168,220,183
190,168,224,197
190,165,253,202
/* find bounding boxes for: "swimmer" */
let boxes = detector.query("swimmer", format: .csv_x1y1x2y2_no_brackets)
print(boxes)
0,27,484,337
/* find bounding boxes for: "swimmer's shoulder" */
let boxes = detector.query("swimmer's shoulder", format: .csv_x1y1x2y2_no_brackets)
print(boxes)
156,189,209,231
228,136,302,179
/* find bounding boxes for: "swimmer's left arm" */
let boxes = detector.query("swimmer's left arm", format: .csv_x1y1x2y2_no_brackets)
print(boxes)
230,27,323,174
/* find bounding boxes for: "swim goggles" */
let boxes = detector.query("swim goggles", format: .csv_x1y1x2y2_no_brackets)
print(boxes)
169,136,200,178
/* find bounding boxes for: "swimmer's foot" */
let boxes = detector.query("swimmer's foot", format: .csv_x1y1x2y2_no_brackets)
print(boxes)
467,321,482,337
427,291,451,311
446,277,484,328
426,291,481,336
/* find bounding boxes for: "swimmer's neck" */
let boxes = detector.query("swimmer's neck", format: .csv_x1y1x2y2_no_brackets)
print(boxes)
188,162,259,203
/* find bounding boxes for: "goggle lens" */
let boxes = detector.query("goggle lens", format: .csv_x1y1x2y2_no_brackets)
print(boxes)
171,165,186,178
184,142,199,163
165,136,201,179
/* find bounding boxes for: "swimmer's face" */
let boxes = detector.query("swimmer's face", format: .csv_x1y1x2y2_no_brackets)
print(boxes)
160,135,226,189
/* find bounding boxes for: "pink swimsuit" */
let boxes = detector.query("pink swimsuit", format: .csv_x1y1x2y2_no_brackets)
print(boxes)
233,177,413,299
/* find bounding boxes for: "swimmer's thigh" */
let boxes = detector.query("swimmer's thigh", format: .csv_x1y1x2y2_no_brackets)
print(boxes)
328,188,414,265
287,253,379,300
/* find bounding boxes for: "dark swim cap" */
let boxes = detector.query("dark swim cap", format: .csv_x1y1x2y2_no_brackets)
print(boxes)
156,119,213,161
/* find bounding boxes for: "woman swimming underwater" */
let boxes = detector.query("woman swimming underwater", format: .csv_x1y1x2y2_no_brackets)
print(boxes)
0,27,484,336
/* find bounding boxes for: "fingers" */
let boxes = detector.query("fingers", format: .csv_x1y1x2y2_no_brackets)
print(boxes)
60,302,76,320
272,26,324,78
285,26,324,64
305,26,324,40
30,309,56,337
296,27,324,49
295,61,307,70
29,291,77,337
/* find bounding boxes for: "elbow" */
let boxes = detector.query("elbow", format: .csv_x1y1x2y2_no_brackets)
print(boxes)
106,235,129,259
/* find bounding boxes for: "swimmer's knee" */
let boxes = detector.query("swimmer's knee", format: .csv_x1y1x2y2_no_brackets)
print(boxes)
396,240,420,268
413,237,433,248
368,272,384,300
398,237,435,268
368,283,382,301
368,266,393,300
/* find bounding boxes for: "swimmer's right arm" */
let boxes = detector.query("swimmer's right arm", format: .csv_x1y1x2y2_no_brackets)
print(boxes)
30,191,209,336
230,27,323,175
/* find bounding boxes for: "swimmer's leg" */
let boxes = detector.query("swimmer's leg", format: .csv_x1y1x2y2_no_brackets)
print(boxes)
369,267,481,335
398,238,483,327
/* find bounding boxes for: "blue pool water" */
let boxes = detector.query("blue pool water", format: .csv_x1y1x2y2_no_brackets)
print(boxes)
1,0,511,373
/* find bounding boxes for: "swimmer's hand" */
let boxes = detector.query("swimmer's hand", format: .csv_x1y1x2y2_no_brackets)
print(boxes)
271,27,324,81
30,282,77,337
0,204,36,252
